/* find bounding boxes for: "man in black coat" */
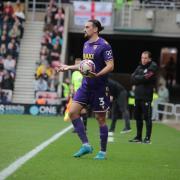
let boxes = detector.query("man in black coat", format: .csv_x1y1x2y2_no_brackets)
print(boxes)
129,51,158,144
108,78,131,134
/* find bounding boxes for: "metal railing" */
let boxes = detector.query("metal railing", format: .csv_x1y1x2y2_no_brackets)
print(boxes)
156,102,180,121
133,1,180,10
174,104,180,121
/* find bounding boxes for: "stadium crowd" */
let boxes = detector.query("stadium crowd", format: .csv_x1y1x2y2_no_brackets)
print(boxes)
34,0,65,104
0,0,25,103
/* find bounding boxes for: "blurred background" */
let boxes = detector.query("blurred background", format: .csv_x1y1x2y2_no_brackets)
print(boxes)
0,0,180,121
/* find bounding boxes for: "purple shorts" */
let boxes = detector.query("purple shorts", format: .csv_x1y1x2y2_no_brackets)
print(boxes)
73,86,110,112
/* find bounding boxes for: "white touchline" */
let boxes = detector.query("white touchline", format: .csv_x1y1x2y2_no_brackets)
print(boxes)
0,125,73,180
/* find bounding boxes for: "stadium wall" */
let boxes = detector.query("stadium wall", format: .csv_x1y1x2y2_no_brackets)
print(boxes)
67,33,180,86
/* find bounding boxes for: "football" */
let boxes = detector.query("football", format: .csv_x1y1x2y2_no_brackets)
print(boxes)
79,60,95,75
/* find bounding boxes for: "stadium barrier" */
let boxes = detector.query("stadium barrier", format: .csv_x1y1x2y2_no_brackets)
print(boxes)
0,103,62,116
156,102,180,121
174,104,180,121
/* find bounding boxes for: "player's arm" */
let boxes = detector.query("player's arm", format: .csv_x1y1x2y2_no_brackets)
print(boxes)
97,43,114,77
88,60,114,78
97,60,114,77
55,64,79,72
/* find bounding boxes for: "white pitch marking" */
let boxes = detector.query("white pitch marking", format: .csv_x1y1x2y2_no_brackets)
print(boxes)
0,125,73,180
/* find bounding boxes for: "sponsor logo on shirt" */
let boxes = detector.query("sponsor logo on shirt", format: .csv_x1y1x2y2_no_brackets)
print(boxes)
83,53,94,60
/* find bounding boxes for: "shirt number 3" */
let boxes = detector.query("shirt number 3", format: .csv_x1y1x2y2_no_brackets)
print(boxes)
99,97,105,109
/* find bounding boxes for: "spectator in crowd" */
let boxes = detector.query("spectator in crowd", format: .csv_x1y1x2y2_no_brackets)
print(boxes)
36,95,47,105
34,75,48,92
4,1,14,17
0,88,8,104
34,0,65,103
41,30,51,47
3,14,14,26
0,0,4,17
0,1,22,104
49,70,59,92
38,56,48,66
0,43,7,57
128,85,135,119
40,46,49,62
165,57,176,88
45,8,53,25
152,83,169,121
1,35,7,46
13,0,25,15
14,15,25,38
115,0,124,9
0,62,4,88
108,78,131,135
51,35,63,47
1,70,14,90
0,56,3,65
48,44,61,64
7,42,18,59
54,7,65,26
62,77,70,99
47,0,58,25
3,54,16,73
8,24,20,40
10,38,19,54
36,62,53,79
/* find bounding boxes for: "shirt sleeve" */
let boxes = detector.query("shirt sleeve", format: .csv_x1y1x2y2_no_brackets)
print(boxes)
102,43,113,62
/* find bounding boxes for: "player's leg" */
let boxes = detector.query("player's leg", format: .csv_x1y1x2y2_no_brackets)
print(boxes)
95,112,108,160
80,108,88,131
70,86,93,157
69,102,93,157
92,89,110,160
69,102,87,142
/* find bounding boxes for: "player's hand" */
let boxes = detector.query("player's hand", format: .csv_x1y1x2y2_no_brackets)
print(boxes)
55,64,69,72
86,71,98,78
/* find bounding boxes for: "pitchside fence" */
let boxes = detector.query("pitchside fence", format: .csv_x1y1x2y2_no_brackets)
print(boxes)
156,102,180,122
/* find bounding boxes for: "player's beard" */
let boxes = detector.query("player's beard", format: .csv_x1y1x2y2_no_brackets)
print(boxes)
84,32,90,39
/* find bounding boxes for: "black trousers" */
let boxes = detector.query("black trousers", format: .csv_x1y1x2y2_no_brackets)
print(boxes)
110,91,130,132
135,99,152,139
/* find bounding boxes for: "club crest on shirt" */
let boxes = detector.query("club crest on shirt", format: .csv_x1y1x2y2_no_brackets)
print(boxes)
84,45,87,49
93,45,98,50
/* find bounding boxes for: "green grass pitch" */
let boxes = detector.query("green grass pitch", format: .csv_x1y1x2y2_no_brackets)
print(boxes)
0,115,180,180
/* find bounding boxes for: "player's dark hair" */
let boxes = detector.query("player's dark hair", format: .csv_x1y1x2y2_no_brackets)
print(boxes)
142,51,152,59
88,19,104,33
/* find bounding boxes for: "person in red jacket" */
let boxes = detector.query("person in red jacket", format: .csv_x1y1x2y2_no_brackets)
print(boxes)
4,1,14,17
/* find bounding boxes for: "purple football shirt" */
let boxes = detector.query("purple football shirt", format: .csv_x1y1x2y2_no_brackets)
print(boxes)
82,37,113,89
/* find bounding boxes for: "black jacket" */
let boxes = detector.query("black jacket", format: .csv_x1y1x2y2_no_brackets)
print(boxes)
131,61,158,101
107,79,126,98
